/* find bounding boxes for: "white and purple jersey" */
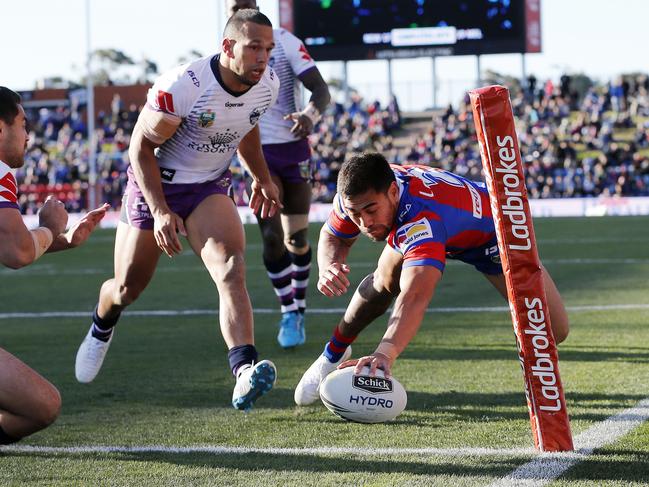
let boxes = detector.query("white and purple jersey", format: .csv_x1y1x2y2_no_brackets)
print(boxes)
147,54,279,184
0,160,18,210
259,29,317,145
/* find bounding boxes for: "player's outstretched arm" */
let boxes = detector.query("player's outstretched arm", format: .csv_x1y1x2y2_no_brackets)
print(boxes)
238,125,281,219
342,265,441,377
316,225,355,297
0,196,67,269
47,203,110,252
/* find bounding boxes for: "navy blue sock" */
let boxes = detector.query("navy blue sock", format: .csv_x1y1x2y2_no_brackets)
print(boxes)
91,305,120,342
0,426,19,445
228,344,258,377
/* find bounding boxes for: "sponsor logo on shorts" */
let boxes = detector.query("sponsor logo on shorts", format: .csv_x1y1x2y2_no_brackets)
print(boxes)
299,160,312,180
160,168,176,182
352,375,393,394
187,70,200,87
198,110,215,128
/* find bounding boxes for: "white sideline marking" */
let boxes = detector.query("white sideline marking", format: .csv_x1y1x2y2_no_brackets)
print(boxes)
2,257,647,277
488,397,649,486
0,303,647,320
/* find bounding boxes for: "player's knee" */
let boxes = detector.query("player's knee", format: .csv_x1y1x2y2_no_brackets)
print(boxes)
114,283,144,307
33,384,62,430
261,227,285,260
553,317,570,344
284,228,309,254
372,268,400,296
212,251,246,287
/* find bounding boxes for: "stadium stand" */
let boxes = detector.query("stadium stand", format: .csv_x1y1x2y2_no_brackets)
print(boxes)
14,74,649,213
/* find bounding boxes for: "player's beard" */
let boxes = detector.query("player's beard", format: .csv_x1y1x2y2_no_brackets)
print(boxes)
2,145,26,169
365,225,390,242
234,69,261,87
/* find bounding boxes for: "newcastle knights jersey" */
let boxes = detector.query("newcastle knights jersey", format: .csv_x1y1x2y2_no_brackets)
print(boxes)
146,54,279,184
0,160,19,210
326,164,497,272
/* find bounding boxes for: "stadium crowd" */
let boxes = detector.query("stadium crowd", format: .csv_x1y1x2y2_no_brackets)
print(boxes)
14,74,649,213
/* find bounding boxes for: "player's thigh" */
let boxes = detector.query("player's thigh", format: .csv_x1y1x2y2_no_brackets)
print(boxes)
0,347,59,418
113,222,161,289
281,179,312,215
185,194,245,263
374,244,403,294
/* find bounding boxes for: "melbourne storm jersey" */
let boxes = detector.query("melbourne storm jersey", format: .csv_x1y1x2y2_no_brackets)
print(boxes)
259,29,317,145
0,160,18,210
147,55,279,184
326,165,497,272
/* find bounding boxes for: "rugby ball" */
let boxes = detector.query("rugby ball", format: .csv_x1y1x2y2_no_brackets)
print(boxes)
319,367,407,423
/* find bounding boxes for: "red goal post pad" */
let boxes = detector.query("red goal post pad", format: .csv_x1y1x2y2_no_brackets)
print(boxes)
469,85,573,452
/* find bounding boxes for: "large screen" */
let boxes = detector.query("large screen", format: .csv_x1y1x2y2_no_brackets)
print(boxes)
286,0,540,61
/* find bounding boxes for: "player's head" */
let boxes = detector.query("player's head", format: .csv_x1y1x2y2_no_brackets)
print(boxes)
222,8,274,87
0,86,29,169
226,0,258,17
338,153,399,242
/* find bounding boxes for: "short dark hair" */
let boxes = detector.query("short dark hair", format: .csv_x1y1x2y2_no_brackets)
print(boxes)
223,8,272,38
338,152,396,197
0,87,21,125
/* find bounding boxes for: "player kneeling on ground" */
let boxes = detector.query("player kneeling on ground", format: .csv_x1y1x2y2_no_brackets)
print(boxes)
0,86,108,444
294,152,569,405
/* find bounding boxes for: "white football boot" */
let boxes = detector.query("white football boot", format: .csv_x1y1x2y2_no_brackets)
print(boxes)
232,360,277,411
294,346,352,406
75,327,113,383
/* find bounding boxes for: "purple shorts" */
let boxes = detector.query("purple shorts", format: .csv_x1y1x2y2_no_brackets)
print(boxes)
263,139,313,184
120,167,233,230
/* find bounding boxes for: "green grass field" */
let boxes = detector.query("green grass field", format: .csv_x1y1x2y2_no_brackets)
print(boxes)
1,216,648,486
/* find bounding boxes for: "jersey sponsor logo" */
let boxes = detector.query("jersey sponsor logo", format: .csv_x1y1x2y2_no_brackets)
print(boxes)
197,110,215,128
225,101,244,108
156,90,175,114
160,167,176,182
209,129,239,146
187,70,200,87
298,44,313,61
396,218,433,250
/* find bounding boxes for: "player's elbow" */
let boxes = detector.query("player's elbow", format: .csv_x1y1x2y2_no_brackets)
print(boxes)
1,245,35,269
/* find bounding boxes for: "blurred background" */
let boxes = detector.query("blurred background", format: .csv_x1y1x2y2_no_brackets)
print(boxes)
2,0,648,217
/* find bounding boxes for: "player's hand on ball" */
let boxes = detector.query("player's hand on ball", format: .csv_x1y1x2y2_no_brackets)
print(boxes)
153,209,187,257
317,263,350,297
250,179,282,219
340,352,394,379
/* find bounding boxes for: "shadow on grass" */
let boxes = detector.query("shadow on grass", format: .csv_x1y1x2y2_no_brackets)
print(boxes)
0,450,525,479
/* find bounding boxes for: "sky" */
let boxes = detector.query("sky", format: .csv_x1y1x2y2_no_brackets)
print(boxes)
2,0,648,110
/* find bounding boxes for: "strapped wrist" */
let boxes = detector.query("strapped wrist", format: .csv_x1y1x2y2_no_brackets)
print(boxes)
375,341,399,361
30,227,54,260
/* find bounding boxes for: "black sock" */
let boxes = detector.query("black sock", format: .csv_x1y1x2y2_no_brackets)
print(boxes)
227,344,258,377
91,305,120,342
0,425,19,445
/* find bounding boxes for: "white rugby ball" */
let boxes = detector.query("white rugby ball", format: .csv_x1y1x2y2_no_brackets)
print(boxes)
319,367,407,423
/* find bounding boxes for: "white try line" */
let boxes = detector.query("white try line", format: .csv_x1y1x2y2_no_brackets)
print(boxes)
489,397,649,486
1,303,648,320
3,397,649,474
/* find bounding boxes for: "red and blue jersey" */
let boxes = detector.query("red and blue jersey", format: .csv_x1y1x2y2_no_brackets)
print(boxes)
326,164,497,273
0,160,19,210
